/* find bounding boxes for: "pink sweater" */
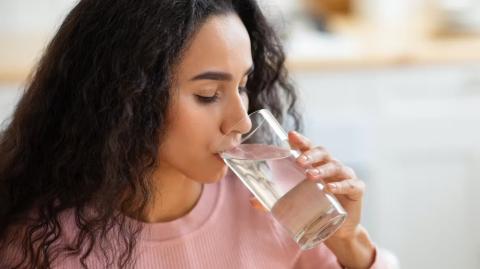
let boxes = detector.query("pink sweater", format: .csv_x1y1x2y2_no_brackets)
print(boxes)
3,171,395,268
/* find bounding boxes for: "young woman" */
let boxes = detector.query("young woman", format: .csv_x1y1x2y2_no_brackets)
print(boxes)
0,0,394,268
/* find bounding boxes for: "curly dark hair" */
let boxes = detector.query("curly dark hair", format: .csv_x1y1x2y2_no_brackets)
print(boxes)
0,0,302,268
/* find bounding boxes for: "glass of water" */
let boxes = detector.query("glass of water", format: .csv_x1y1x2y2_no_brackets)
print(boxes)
219,109,347,250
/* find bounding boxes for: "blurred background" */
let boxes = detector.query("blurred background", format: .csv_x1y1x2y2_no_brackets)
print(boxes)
1,0,480,268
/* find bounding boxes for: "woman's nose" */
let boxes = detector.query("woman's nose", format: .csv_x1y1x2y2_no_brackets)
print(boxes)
221,93,252,136
232,110,252,135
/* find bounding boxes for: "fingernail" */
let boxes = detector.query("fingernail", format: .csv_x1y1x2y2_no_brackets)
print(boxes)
299,155,310,164
307,168,319,176
328,183,337,191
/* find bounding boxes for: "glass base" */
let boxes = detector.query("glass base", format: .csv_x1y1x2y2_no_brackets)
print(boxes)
295,212,347,250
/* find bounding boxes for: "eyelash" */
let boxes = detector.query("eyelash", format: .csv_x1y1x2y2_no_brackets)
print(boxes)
196,86,248,104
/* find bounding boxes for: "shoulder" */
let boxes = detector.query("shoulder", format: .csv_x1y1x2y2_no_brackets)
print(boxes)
0,208,83,268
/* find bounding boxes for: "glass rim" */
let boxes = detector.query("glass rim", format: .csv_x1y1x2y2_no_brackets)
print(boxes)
217,108,288,154
241,109,287,143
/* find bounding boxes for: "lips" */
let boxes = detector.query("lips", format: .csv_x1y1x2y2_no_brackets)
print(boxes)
217,140,241,153
214,134,242,159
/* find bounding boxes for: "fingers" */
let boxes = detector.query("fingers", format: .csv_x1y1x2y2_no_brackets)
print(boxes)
306,160,356,180
287,130,365,203
288,131,312,151
327,179,365,201
297,146,331,167
288,131,331,167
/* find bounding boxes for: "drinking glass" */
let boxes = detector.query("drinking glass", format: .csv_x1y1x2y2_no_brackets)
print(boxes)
219,109,347,250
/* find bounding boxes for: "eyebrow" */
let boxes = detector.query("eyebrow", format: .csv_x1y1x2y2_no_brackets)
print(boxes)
189,65,254,81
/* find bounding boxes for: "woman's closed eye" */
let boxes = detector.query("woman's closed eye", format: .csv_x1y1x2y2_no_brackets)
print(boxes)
195,86,247,104
195,92,220,103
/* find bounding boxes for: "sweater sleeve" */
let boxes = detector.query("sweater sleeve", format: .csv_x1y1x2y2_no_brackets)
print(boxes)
292,244,343,269
292,244,399,269
368,247,400,269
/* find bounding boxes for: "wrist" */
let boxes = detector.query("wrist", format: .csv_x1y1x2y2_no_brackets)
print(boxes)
325,226,376,269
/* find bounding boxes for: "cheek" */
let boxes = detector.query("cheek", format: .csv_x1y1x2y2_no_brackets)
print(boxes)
159,108,228,182
181,146,228,182
161,139,228,182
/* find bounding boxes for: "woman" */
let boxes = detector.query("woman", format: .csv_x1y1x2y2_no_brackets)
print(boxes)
0,0,394,268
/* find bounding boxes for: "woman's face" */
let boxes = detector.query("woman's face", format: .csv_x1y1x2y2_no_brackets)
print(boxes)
158,13,253,183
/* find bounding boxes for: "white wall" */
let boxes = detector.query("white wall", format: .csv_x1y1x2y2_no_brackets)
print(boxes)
0,0,77,35
293,64,480,269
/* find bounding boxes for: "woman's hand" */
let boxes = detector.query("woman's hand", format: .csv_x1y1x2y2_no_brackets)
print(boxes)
288,130,364,240
249,130,364,237
249,130,376,268
288,130,375,268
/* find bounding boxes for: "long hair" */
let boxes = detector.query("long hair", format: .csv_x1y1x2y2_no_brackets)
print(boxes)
0,0,302,268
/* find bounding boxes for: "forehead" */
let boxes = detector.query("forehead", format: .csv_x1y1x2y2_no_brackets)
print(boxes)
175,14,253,80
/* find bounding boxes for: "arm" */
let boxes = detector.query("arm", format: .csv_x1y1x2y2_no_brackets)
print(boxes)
324,225,375,269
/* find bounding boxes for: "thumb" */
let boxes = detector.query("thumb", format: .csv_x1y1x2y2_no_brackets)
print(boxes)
288,131,311,151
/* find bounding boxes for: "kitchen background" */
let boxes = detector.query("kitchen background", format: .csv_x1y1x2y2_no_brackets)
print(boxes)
1,0,480,268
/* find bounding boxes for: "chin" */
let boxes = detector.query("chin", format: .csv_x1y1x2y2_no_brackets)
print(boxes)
195,165,229,184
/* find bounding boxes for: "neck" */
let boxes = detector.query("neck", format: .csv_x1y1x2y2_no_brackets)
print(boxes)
139,166,203,223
